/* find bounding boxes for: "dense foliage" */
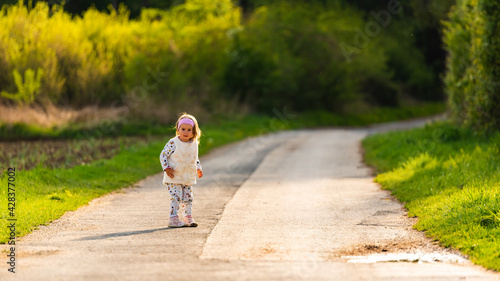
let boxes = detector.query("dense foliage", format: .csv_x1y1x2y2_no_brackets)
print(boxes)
444,0,500,133
0,0,450,119
224,2,397,112
0,0,183,18
245,0,456,102
0,0,241,115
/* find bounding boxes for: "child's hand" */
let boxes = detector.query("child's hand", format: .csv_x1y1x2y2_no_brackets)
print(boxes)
197,169,203,178
165,168,174,178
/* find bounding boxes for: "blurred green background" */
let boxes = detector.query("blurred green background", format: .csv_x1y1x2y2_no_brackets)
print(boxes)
0,0,497,132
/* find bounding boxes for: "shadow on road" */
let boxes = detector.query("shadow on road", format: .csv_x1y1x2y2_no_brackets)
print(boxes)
74,227,172,241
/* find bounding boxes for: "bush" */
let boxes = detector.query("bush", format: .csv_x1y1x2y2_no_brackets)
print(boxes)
336,0,455,102
0,0,448,117
222,2,399,113
444,0,500,133
0,0,240,112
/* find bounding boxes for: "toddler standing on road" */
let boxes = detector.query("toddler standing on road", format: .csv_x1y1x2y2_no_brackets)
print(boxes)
160,113,203,228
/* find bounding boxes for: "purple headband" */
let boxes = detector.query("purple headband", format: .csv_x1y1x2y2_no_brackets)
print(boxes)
177,118,195,130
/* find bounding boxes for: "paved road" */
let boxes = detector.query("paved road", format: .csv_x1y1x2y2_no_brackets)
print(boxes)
2,117,499,280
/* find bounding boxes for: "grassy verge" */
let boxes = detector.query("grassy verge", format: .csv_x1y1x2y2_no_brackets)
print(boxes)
0,103,445,243
0,115,278,243
362,122,500,271
291,102,446,128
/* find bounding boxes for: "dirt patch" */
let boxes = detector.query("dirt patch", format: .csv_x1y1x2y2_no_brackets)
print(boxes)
243,244,281,259
1,246,60,258
16,250,61,258
328,236,464,261
331,240,432,257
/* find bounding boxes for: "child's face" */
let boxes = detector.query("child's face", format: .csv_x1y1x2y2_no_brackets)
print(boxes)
178,123,194,142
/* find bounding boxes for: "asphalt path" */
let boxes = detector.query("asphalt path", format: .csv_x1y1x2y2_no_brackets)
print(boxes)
2,117,499,280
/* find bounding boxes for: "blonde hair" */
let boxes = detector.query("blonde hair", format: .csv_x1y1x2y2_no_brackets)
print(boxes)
175,113,202,143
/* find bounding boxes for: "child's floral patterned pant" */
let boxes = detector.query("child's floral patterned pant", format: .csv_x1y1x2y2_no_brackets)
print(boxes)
166,183,193,218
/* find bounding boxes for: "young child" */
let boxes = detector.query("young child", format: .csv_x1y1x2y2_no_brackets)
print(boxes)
159,113,203,227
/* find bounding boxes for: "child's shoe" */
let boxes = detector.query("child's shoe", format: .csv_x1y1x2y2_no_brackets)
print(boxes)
168,216,186,228
184,215,198,227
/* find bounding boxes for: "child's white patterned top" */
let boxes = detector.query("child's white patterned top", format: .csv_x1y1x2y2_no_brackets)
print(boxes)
160,137,202,171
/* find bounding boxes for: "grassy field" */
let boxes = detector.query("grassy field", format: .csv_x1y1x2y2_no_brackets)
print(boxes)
0,103,445,243
362,122,500,271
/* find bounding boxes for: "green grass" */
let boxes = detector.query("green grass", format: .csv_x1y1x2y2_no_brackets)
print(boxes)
292,102,446,128
0,114,283,243
0,140,163,243
0,103,445,243
362,122,500,271
0,102,445,141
